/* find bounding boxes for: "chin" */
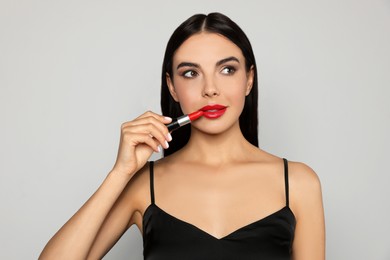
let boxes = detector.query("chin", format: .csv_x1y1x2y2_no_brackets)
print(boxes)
194,121,239,135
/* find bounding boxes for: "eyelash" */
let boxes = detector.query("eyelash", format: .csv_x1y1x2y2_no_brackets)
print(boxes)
221,66,236,75
182,70,198,78
180,66,237,78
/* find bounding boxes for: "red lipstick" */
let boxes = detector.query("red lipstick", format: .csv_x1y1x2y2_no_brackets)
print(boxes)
200,104,227,119
166,110,204,132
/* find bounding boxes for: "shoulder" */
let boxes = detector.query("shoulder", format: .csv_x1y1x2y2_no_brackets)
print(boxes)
287,160,323,219
125,157,173,212
287,160,326,257
120,162,153,217
288,161,321,190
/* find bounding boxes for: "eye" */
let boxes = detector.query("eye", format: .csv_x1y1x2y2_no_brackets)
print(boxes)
221,66,236,75
182,70,198,78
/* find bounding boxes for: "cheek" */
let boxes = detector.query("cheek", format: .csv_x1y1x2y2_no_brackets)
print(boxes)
230,89,247,111
224,83,248,115
174,86,201,113
225,79,248,101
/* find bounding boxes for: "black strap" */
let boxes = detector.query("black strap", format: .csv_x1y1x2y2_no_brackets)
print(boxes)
283,158,289,207
149,161,155,204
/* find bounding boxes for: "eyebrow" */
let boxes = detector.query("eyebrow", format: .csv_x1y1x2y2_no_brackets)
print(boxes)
216,56,240,66
176,56,240,70
177,62,200,70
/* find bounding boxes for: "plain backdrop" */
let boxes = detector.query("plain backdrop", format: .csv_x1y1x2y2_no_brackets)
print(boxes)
1,0,389,259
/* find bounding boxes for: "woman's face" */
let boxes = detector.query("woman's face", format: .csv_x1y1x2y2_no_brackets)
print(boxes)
167,32,254,134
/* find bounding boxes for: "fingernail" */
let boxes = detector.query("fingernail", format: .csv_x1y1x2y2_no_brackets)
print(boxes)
157,145,162,153
164,116,172,122
164,141,169,149
167,133,172,142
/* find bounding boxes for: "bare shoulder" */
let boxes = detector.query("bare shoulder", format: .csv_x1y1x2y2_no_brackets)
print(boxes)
120,162,153,219
125,157,173,214
287,160,323,219
287,160,325,258
288,161,321,189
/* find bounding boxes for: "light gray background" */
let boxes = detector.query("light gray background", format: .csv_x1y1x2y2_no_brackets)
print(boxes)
1,0,389,259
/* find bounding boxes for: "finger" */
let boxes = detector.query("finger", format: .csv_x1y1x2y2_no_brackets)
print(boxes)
125,124,169,149
126,132,161,153
123,117,172,143
121,113,166,131
136,111,172,124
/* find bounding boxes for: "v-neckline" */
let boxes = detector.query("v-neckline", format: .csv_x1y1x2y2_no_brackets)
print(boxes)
143,203,294,240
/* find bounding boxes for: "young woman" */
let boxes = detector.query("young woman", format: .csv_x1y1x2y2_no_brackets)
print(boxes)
40,12,325,259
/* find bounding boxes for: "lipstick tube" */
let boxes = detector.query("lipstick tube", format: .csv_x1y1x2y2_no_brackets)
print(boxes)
166,110,203,132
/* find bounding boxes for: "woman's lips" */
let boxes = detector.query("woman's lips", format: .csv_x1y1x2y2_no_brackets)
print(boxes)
199,104,227,119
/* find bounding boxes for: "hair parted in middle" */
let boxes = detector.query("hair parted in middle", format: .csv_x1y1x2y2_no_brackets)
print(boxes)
161,12,259,156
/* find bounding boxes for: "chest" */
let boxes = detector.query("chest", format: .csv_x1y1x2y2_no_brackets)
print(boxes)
143,203,295,260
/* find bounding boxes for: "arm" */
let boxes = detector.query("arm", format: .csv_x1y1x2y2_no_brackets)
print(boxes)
85,165,148,259
39,112,172,260
39,170,134,260
290,162,325,260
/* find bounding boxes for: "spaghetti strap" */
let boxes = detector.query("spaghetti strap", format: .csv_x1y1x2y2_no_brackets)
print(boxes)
149,161,155,204
283,158,289,207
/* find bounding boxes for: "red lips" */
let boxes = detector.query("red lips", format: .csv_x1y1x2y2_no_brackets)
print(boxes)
199,104,227,119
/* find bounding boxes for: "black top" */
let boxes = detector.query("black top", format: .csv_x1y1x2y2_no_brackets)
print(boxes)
143,159,296,260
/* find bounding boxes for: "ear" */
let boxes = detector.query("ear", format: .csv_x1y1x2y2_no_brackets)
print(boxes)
245,66,255,96
166,73,179,102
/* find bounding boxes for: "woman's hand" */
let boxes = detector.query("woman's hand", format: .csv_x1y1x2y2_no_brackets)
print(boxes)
112,111,172,176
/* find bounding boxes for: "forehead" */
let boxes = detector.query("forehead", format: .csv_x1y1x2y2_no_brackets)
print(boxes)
173,32,244,65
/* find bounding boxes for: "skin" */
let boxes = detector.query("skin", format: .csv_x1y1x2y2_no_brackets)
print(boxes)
39,32,325,259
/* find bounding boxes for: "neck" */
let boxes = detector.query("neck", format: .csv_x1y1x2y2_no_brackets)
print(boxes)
178,122,256,165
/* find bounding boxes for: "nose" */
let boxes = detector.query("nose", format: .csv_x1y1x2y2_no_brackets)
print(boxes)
202,76,220,97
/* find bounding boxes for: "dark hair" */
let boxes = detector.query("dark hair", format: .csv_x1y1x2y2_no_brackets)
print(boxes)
161,12,259,156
